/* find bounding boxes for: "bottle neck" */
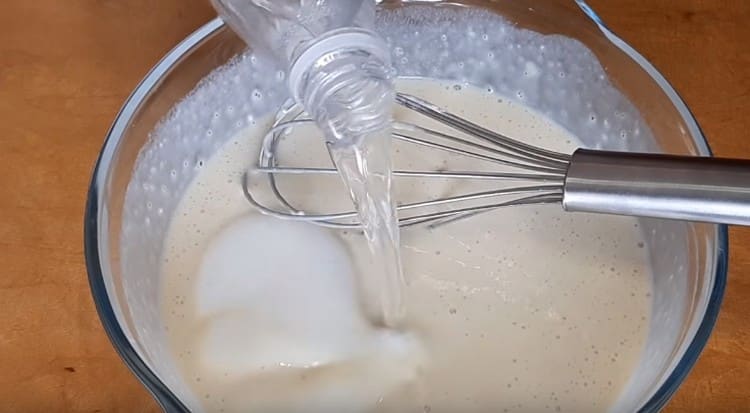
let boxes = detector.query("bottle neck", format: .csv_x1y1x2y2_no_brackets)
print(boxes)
289,30,395,146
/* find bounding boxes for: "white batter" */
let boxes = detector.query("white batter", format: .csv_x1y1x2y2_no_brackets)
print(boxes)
161,79,652,412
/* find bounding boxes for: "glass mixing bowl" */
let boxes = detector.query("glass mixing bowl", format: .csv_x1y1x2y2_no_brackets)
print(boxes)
85,1,727,411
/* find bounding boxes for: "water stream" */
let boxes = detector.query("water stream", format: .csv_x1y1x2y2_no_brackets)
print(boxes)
328,128,405,327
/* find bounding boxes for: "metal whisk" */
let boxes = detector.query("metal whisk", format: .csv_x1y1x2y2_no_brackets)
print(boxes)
243,93,750,228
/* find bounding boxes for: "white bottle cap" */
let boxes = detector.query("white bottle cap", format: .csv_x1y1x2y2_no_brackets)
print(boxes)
288,30,391,103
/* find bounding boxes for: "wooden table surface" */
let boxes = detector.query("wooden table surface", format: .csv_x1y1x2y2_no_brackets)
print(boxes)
1,0,749,411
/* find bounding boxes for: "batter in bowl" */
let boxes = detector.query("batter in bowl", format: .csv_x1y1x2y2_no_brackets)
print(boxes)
160,79,652,413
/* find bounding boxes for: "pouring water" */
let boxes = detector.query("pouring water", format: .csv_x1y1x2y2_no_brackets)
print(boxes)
211,0,405,326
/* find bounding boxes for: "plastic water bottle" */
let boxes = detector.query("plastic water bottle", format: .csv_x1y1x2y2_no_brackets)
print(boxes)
211,0,406,327
210,0,394,147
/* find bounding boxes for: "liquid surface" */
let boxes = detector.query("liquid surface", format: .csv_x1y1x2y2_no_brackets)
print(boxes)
161,80,652,412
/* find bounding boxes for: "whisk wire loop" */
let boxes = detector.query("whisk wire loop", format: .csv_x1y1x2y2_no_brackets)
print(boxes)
244,93,572,228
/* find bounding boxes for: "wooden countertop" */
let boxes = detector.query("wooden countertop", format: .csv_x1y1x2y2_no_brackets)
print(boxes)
1,0,748,411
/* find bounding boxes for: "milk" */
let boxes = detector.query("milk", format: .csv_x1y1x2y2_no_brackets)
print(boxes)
160,79,652,412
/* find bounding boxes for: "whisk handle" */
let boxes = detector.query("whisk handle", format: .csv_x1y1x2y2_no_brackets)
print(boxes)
563,149,750,226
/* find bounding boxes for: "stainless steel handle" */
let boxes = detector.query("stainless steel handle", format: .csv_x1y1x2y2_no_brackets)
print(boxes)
562,149,750,225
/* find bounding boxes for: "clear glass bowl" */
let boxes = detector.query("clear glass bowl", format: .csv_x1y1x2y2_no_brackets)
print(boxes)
84,1,727,411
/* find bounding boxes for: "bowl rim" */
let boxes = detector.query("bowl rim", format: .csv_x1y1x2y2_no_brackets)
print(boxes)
84,3,728,412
